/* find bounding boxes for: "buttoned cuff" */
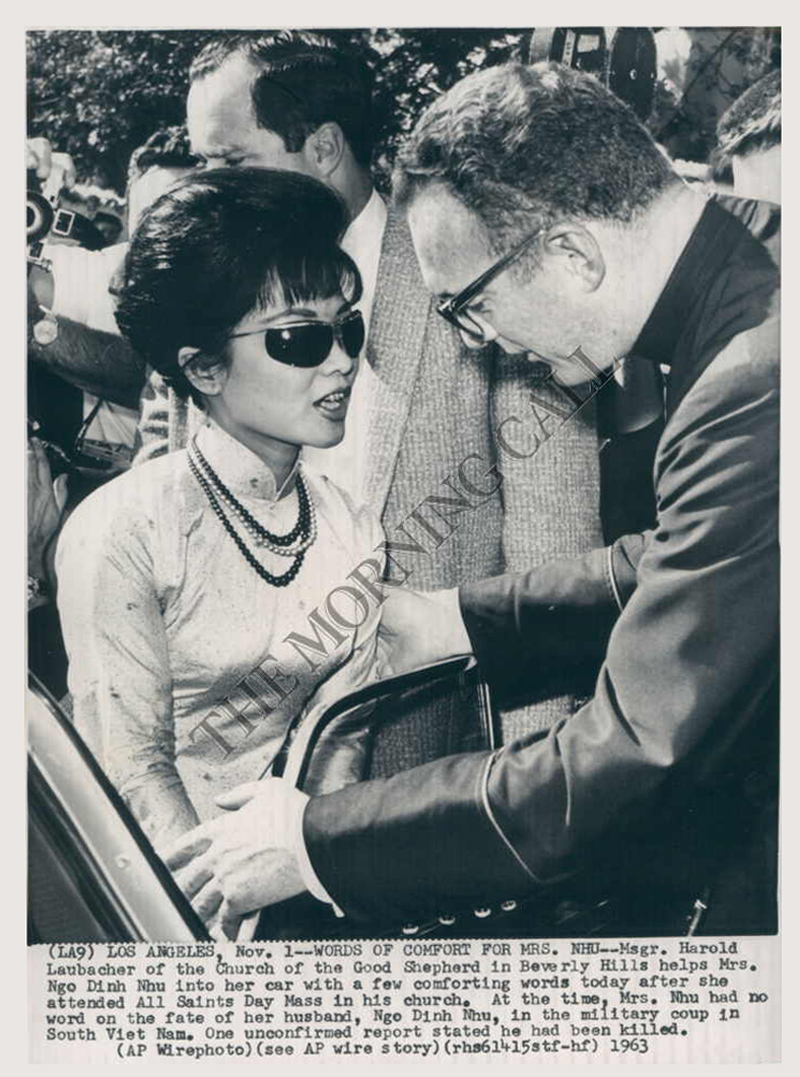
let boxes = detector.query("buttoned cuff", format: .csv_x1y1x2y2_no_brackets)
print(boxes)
295,797,344,917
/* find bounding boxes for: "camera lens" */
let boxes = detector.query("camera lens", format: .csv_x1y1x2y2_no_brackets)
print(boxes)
27,190,54,243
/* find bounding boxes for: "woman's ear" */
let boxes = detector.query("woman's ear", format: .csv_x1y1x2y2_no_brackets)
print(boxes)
178,346,227,397
305,122,345,180
543,222,606,292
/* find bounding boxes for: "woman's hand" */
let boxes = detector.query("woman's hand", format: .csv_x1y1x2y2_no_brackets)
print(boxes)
28,438,68,582
162,779,309,939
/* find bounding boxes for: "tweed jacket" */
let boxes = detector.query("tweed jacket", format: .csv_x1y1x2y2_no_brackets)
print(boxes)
304,196,780,934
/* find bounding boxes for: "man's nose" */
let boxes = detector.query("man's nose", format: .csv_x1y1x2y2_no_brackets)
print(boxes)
460,329,504,352
459,327,489,351
458,314,498,351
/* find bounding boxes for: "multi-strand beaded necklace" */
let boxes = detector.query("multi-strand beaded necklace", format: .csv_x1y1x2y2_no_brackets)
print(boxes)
187,437,316,587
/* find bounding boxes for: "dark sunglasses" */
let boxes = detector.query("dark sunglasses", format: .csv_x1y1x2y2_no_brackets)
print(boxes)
436,228,542,345
229,309,365,368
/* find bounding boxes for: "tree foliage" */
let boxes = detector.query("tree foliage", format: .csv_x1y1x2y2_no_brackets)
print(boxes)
27,28,779,193
27,28,529,192
27,30,218,190
648,27,780,162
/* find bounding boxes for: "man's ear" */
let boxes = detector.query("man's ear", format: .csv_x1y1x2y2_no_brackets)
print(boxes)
178,346,227,397
304,122,345,180
543,222,605,291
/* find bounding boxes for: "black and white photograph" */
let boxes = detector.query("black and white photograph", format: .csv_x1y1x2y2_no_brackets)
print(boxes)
22,16,782,1064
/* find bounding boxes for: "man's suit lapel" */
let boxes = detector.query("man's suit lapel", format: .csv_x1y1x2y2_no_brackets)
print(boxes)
364,206,431,517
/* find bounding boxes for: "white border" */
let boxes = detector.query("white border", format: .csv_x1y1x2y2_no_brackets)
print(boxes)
8,6,796,1073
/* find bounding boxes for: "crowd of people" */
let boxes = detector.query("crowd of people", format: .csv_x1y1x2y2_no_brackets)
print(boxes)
27,31,779,941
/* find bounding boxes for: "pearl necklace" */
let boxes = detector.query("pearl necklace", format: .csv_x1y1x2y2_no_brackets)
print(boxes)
188,439,316,588
190,440,317,557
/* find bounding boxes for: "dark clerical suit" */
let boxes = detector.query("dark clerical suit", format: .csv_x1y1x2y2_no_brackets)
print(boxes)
303,195,779,936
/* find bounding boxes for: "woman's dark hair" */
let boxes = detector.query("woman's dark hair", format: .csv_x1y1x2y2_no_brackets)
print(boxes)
115,167,362,403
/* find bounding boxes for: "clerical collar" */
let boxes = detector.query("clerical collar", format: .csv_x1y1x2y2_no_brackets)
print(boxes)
194,419,300,503
631,197,746,368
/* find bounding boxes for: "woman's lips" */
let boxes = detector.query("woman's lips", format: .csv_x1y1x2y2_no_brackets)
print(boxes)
314,386,351,420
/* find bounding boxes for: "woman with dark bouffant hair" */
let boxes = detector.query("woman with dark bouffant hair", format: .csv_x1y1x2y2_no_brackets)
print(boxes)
56,168,383,883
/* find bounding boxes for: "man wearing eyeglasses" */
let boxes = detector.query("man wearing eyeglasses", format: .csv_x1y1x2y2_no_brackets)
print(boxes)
166,61,778,937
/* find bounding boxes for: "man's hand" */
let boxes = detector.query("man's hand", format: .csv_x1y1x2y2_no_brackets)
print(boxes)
28,438,68,581
161,779,309,939
26,137,76,203
377,587,473,677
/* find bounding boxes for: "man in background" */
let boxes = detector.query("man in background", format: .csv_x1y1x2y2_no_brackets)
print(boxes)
28,126,197,454
715,69,780,204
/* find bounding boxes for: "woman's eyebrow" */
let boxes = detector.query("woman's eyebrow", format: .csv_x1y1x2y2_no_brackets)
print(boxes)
280,307,319,319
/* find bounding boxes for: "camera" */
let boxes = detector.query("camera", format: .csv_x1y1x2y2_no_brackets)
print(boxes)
27,168,105,263
27,192,95,247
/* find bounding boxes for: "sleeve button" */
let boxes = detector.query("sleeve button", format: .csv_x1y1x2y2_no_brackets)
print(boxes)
473,907,492,918
500,899,517,912
401,923,419,935
438,914,456,926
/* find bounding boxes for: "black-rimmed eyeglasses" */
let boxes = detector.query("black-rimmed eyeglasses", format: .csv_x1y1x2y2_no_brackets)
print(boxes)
436,228,542,345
